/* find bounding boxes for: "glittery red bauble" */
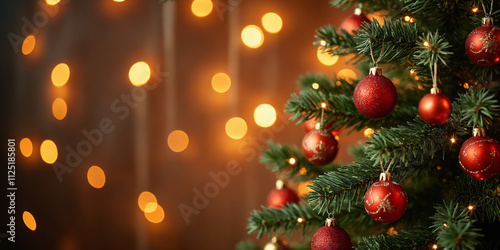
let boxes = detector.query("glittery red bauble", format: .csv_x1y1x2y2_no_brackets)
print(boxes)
311,223,352,250
465,19,500,66
266,186,299,209
364,180,407,223
301,129,338,165
418,93,452,125
303,118,341,136
353,68,397,119
339,14,370,34
459,135,500,180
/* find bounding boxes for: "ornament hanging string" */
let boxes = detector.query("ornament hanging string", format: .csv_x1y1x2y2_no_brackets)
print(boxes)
368,38,385,67
429,61,438,90
320,102,326,128
480,0,494,17
379,158,394,175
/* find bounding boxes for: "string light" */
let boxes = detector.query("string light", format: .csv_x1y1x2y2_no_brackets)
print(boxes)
432,244,438,249
288,157,296,165
320,102,327,108
320,40,326,46
443,223,448,227
299,167,307,175
297,217,304,223
436,166,442,170
423,41,430,47
312,82,319,89
472,7,479,13
410,68,416,75
404,15,411,22
450,137,456,143
364,128,375,138
468,205,474,211
463,83,470,89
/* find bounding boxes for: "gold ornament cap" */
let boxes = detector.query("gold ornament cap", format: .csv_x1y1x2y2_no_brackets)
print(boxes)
430,87,440,94
263,236,289,250
354,7,362,16
473,127,486,137
369,67,383,76
483,17,494,26
379,172,392,181
275,179,285,190
325,217,337,227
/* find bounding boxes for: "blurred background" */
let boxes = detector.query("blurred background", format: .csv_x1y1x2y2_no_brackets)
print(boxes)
1,0,370,249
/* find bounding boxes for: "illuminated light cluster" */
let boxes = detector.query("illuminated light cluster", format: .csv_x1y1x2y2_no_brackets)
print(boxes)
52,98,68,120
261,12,283,33
463,83,470,89
450,137,456,143
138,191,164,223
211,73,231,93
191,0,213,17
312,82,319,89
167,130,189,153
129,61,151,86
254,104,277,128
40,139,58,164
114,0,125,2
299,167,306,175
317,47,339,66
46,0,60,5
51,63,70,87
145,204,165,223
241,25,264,49
225,117,247,139
364,128,375,138
337,69,357,83
87,165,106,189
20,138,33,157
288,158,297,165
22,35,36,55
23,211,37,231
404,15,414,23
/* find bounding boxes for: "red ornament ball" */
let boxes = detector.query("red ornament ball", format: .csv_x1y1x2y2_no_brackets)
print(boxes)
459,135,500,180
418,92,452,125
339,14,370,34
303,118,341,136
301,129,338,165
364,179,407,223
465,18,500,67
311,220,352,250
353,68,397,119
266,181,300,209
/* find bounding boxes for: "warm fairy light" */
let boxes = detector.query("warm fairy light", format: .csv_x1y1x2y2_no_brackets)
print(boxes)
22,35,36,55
364,128,375,138
297,217,304,223
472,7,479,13
225,117,247,139
87,165,106,189
320,102,327,108
40,139,58,164
423,41,430,47
288,158,297,165
138,191,157,212
211,72,231,93
51,63,70,87
387,227,398,235
404,15,411,22
46,0,60,5
417,84,424,90
312,82,320,89
320,40,326,46
254,104,277,128
298,181,312,196
410,68,416,75
20,138,33,157
145,204,165,223
129,61,151,86
463,83,470,89
299,167,307,175
114,0,125,2
450,137,456,143
337,69,357,83
336,80,341,86
437,166,442,170
317,47,339,66
191,0,213,18
144,202,158,213
261,12,283,33
432,244,438,249
392,78,400,85
241,25,264,49
23,211,36,231
443,223,448,227
167,130,189,152
52,98,68,120
468,205,474,211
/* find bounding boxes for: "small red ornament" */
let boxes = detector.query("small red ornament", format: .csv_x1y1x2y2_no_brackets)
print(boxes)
364,172,407,223
311,218,352,250
303,118,341,136
301,129,338,165
465,17,500,67
459,128,500,180
418,88,452,125
266,180,300,209
339,8,370,34
353,67,397,119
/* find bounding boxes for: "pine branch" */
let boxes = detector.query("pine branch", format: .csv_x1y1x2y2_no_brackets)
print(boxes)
314,25,360,56
297,73,356,96
356,229,433,250
247,203,324,239
329,0,402,13
458,88,500,129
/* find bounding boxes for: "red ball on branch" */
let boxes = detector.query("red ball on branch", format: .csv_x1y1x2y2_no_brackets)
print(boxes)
364,173,407,223
459,128,500,180
339,8,370,34
465,17,500,67
353,67,397,119
311,218,352,250
266,180,300,209
418,90,452,125
301,129,338,165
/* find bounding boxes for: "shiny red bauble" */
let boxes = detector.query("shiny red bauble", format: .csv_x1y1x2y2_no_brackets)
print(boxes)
339,14,370,34
465,17,500,67
353,67,397,119
459,134,500,180
266,180,300,209
418,92,452,125
311,219,352,250
364,179,407,223
301,129,338,165
303,118,341,136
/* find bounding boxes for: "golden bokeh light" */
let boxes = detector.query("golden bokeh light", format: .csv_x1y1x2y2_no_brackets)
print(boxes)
129,61,151,86
241,25,264,49
167,130,189,153
261,12,283,33
297,217,304,223
211,72,231,93
337,69,357,83
144,202,158,213
87,166,106,189
52,98,68,120
298,181,312,197
312,82,320,89
288,158,296,165
191,0,213,17
138,191,157,212
225,117,247,139
364,128,375,138
46,0,60,5
23,211,36,231
20,138,33,157
51,63,70,87
145,204,165,223
254,104,277,128
317,47,339,66
22,35,36,55
114,0,125,2
40,140,58,164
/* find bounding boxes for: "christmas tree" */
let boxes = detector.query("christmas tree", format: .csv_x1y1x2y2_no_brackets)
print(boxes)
244,0,500,249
